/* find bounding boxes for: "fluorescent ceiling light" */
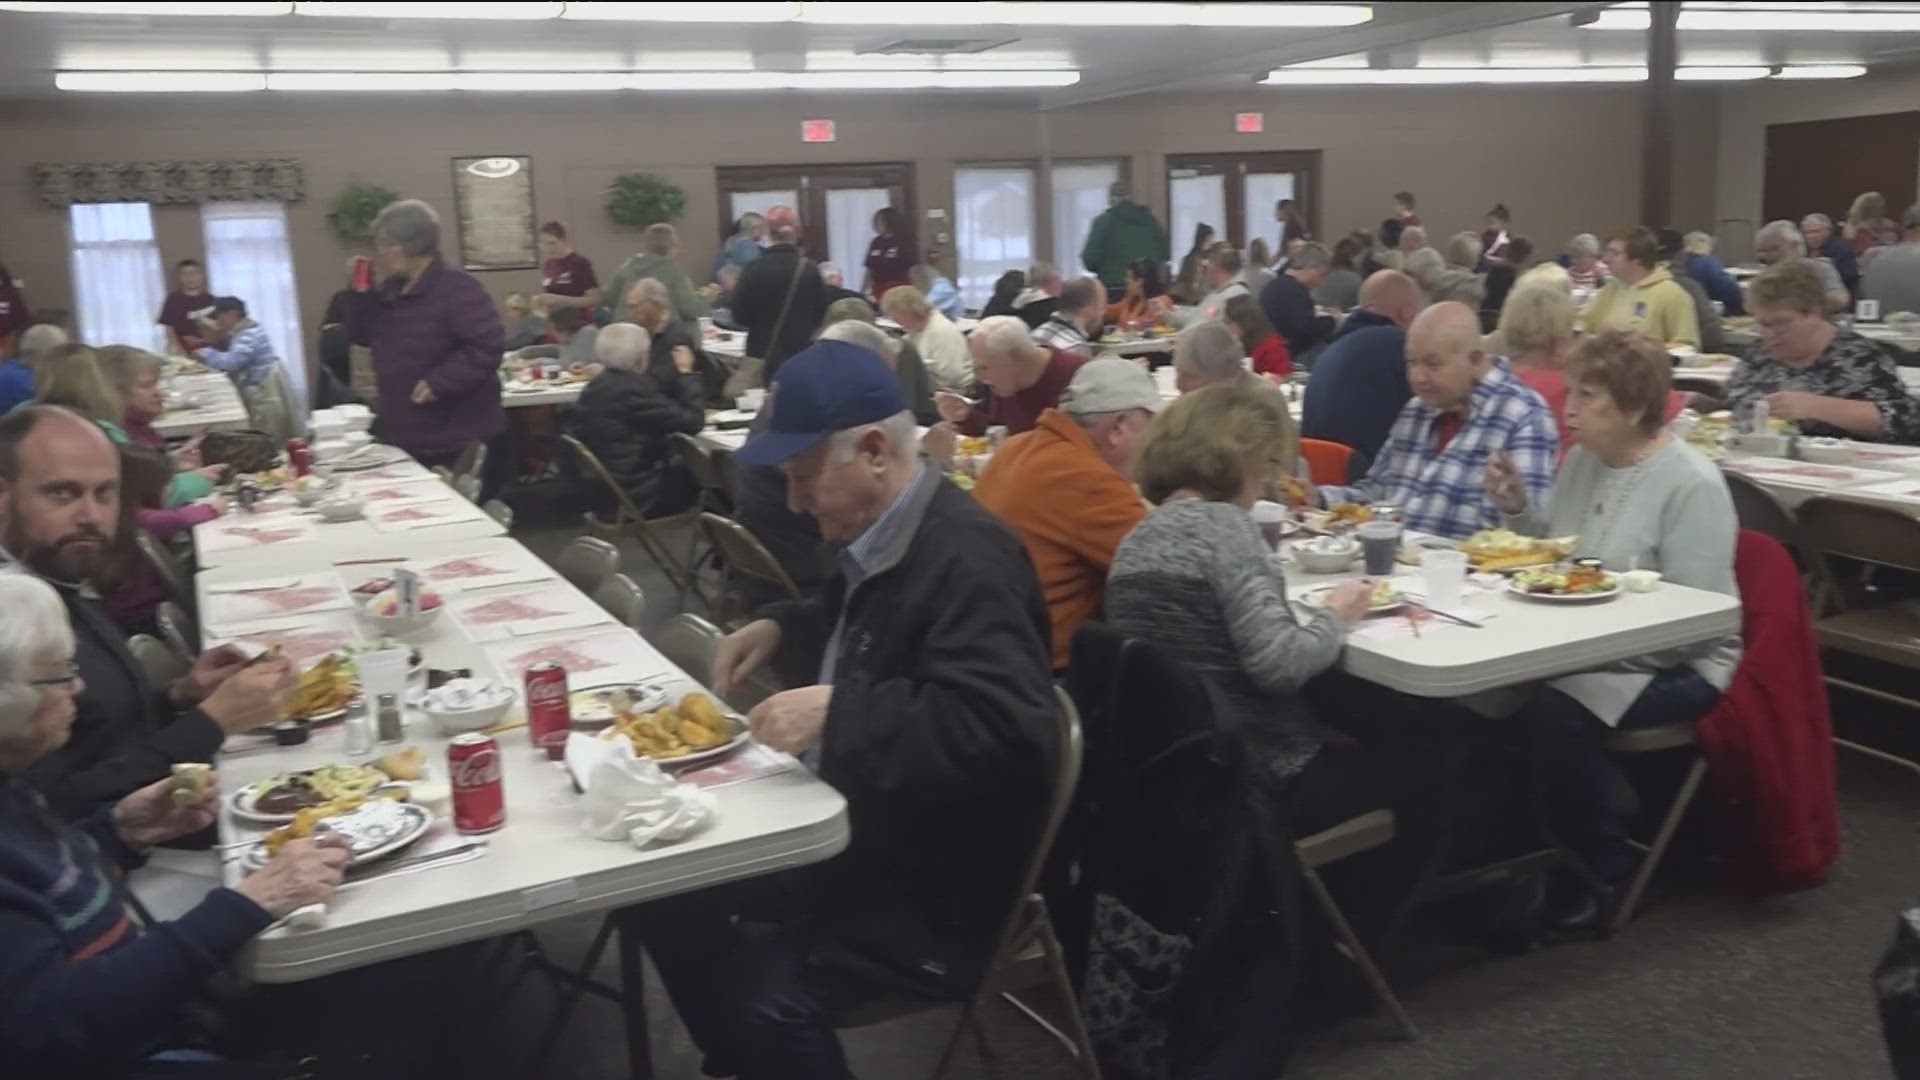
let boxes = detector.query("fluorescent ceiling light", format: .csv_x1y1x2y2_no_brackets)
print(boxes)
804,49,1076,71
265,71,460,90
2,2,291,12
56,70,268,91
1772,64,1868,79
1262,66,1648,85
1674,65,1769,80
634,51,757,71
292,1,563,17
797,2,1370,27
562,1,795,20
1587,4,1920,31
624,71,787,90
456,71,631,90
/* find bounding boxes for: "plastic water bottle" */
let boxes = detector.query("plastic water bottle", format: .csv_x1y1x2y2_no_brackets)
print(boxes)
1749,398,1770,436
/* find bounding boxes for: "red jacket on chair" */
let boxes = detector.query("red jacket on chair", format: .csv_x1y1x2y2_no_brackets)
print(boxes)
1698,530,1839,896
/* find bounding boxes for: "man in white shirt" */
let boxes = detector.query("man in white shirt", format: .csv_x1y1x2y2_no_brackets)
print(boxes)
880,285,972,393
1192,246,1252,322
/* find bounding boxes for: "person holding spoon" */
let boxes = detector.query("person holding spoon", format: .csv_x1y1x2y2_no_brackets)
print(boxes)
1484,327,1741,930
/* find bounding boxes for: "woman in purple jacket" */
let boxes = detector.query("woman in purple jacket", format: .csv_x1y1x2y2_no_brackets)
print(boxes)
347,200,506,469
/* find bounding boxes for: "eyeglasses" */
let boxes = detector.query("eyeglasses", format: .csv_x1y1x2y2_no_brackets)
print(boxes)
1755,315,1804,335
30,661,80,689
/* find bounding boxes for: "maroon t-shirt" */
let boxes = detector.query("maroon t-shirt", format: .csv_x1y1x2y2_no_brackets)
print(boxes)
157,290,213,350
541,252,598,297
0,260,28,335
863,234,918,300
957,349,1087,437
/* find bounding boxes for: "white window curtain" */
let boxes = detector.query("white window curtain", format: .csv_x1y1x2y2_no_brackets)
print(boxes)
955,167,1036,311
1244,172,1297,261
68,202,167,353
201,201,306,411
824,187,893,295
1169,175,1227,266
1051,161,1121,273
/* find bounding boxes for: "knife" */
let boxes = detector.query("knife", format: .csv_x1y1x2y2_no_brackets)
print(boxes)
343,840,487,885
1403,598,1486,628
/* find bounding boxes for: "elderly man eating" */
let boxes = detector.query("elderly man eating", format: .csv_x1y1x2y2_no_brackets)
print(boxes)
1756,219,1850,314
0,406,293,819
567,323,705,514
0,572,352,1078
632,342,1057,1080
975,357,1163,671
1031,276,1106,359
935,314,1085,437
1313,302,1557,540
1800,212,1860,296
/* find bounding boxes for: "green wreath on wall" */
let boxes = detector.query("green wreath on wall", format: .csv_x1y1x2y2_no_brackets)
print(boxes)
327,183,401,242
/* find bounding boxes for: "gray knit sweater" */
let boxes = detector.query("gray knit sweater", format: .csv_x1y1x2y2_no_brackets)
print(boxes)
1107,499,1348,782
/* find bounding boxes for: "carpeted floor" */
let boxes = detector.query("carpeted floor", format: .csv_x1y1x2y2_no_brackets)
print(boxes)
501,519,1918,1080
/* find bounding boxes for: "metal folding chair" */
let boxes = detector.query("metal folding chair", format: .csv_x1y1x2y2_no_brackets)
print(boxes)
482,499,514,529
129,633,190,689
839,687,1097,1080
670,432,736,516
1296,809,1418,1040
593,573,647,631
453,473,481,503
136,531,194,617
555,535,620,596
698,512,801,627
1796,496,1920,778
1605,721,1710,933
156,600,199,658
561,434,705,607
1723,470,1802,564
646,612,724,690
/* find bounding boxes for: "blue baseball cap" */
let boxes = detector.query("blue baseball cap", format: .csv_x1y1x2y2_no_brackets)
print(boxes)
733,340,909,467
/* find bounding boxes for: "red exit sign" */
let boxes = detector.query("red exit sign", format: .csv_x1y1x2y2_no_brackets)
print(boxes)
802,119,837,143
1235,111,1264,134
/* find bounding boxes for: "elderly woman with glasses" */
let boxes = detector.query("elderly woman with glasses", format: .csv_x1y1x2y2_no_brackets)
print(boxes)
344,199,506,472
1726,260,1920,443
0,573,349,1076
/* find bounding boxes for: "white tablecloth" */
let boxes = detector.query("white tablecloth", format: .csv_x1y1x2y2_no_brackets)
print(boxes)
197,542,847,983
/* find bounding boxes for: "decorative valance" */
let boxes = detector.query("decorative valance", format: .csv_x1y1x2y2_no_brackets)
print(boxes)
31,159,304,208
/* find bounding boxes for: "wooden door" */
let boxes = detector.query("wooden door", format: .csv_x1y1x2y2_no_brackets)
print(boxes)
1165,150,1322,251
1764,112,1920,225
715,162,914,270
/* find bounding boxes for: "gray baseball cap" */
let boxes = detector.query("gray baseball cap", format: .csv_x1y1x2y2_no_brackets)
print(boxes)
1059,357,1166,417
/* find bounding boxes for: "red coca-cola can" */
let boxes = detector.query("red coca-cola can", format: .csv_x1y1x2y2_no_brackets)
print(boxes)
523,661,571,760
286,437,312,478
448,732,506,834
351,255,374,293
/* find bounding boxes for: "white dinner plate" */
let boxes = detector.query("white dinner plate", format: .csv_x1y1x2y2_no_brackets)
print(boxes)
1506,575,1623,603
241,800,432,869
226,765,394,825
325,445,409,472
1297,583,1405,615
595,710,752,769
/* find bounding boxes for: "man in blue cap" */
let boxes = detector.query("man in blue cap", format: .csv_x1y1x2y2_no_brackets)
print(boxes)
632,340,1059,1080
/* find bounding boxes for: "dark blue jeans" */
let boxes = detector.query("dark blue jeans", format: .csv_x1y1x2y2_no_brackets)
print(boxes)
1525,667,1720,883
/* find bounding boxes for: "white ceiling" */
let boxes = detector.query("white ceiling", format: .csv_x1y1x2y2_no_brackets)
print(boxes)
1,2,1917,102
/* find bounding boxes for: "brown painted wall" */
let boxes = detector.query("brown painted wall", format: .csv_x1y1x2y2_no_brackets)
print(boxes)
0,85,1715,360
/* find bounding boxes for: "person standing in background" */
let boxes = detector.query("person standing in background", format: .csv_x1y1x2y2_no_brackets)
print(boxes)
713,212,768,281
1392,191,1421,229
1481,204,1514,265
606,224,708,326
734,222,829,384
1080,180,1170,297
155,259,212,355
863,207,918,303
0,252,29,352
1276,199,1310,249
1173,223,1216,304
535,220,601,314
195,297,280,389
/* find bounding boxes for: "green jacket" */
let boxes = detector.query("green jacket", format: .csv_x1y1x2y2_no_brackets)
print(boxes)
605,252,708,325
97,420,213,507
1080,201,1170,289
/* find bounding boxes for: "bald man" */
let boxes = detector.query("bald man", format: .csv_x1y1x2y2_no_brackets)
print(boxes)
1316,300,1556,540
1301,269,1425,464
0,405,294,818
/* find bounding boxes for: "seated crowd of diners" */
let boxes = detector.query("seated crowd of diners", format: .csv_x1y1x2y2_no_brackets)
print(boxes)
0,181,1908,1078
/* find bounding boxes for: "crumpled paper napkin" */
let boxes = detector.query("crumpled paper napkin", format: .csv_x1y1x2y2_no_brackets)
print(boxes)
567,732,717,849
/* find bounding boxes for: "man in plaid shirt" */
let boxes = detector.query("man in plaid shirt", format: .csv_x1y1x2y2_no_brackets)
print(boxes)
1317,302,1556,540
196,296,281,388
1029,277,1105,360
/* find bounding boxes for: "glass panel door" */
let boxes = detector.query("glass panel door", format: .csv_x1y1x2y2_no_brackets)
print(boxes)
1051,160,1122,272
954,166,1037,311
1244,172,1297,260
1169,173,1226,264
823,187,894,294
729,190,799,227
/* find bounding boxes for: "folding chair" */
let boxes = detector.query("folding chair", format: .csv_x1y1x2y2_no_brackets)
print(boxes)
1723,470,1802,564
561,434,706,606
135,532,193,617
556,535,620,596
647,612,724,690
1295,809,1418,1040
698,512,801,628
483,499,515,529
453,441,489,487
156,600,199,658
1796,496,1920,778
129,633,190,689
839,687,1097,1080
453,473,481,503
593,573,647,631
1605,722,1709,933
671,432,736,516
1299,438,1358,486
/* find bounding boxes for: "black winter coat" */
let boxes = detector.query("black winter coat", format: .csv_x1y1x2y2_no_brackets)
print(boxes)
761,471,1059,989
733,243,828,376
567,367,705,496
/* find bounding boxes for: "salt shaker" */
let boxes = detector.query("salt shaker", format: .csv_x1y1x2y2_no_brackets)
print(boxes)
375,693,405,745
343,701,374,758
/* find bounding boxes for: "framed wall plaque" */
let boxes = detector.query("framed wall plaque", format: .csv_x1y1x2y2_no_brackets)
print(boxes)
451,155,536,271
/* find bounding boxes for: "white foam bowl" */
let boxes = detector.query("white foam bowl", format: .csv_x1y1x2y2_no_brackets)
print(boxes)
333,404,374,432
